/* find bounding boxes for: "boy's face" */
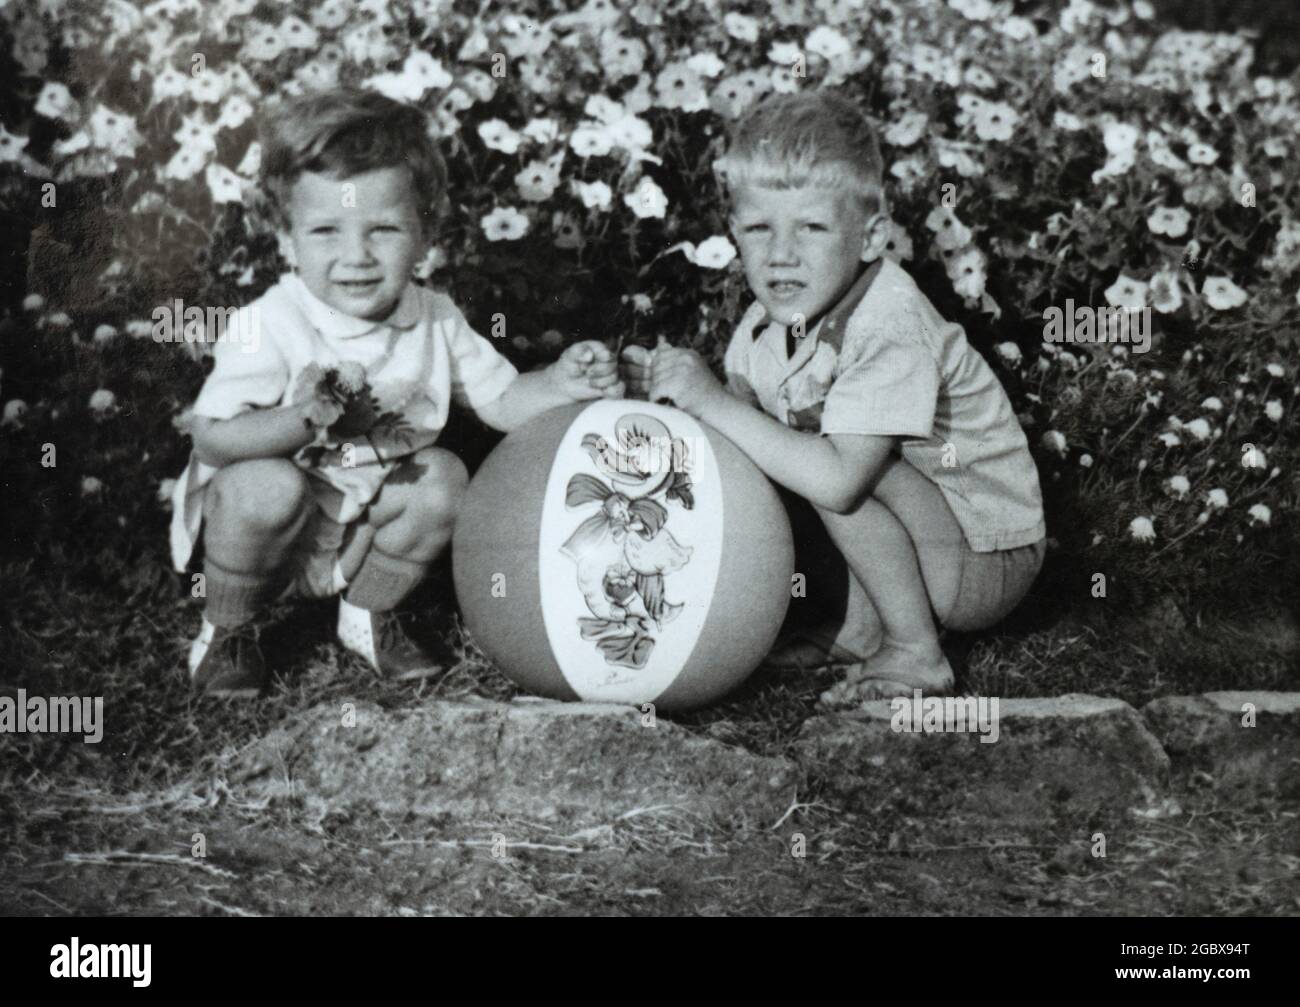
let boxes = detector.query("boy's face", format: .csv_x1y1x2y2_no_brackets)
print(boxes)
281,166,429,322
731,183,877,329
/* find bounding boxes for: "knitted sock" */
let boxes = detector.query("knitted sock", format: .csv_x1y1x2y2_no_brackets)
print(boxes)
203,557,280,628
337,598,380,668
343,547,428,613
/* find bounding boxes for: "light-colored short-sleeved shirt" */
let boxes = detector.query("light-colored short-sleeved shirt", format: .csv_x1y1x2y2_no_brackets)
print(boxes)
169,273,517,572
723,257,1045,552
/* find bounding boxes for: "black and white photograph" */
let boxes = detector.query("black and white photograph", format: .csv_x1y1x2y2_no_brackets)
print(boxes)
0,0,1297,938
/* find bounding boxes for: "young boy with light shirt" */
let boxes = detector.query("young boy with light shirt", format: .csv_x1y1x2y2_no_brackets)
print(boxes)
171,88,623,697
623,92,1045,701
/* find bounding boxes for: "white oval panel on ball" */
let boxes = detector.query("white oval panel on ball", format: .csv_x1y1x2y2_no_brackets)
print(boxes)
537,400,723,704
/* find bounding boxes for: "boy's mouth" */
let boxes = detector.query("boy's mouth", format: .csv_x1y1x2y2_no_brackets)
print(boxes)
334,279,383,293
767,279,806,298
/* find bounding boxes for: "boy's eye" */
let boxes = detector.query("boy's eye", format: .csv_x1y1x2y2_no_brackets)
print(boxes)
373,224,401,233
802,222,828,233
310,226,336,235
742,223,769,234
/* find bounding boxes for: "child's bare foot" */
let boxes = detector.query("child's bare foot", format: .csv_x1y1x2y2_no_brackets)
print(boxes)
819,640,954,706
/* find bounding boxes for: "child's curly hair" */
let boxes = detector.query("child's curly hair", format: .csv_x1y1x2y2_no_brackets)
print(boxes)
714,91,886,216
257,87,448,233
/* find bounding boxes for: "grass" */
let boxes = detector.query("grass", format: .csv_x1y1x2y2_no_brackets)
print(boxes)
2,318,1298,915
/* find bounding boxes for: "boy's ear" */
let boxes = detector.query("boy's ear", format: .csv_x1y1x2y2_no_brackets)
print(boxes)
860,213,891,263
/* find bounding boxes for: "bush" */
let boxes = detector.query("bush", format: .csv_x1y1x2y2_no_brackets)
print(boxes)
1,0,1297,617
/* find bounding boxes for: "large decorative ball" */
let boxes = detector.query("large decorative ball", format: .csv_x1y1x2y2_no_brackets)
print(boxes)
453,400,794,712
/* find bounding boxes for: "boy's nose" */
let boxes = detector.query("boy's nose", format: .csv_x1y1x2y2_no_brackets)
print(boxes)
768,232,799,266
342,234,377,265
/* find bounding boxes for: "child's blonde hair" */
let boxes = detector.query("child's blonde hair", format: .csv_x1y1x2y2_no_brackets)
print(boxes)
714,91,886,216
258,87,448,232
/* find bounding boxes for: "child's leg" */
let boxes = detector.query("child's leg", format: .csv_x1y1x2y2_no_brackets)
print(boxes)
814,455,966,697
338,447,468,678
344,447,468,607
202,458,313,627
191,459,313,694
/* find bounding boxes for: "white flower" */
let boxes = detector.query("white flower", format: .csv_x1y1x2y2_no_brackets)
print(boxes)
1165,475,1190,499
1187,142,1218,165
1040,430,1068,457
1129,516,1157,543
205,163,243,204
1104,275,1148,309
1054,111,1084,131
522,118,559,144
1202,276,1247,310
93,324,118,345
89,389,117,416
2,399,28,428
1205,488,1229,509
480,207,529,241
570,125,613,157
45,312,72,329
995,342,1022,365
163,145,209,181
885,111,929,148
1247,503,1272,526
691,236,737,269
1079,453,1093,468
605,115,654,156
806,26,851,61
1265,362,1285,378
22,293,45,312
1200,396,1223,411
1184,418,1212,441
1157,431,1182,448
950,0,997,20
0,125,30,164
623,177,667,219
572,179,613,211
151,66,189,102
81,476,104,498
478,119,522,154
768,41,802,65
686,52,726,78
235,142,261,177
35,82,78,120
514,160,560,202
125,319,152,339
723,12,760,43
1102,122,1140,157
1149,269,1183,314
999,15,1035,39
217,94,254,130
1147,206,1190,238
925,206,972,251
1265,399,1284,422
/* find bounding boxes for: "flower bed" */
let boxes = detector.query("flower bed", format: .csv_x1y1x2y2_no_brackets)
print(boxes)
1,0,1297,614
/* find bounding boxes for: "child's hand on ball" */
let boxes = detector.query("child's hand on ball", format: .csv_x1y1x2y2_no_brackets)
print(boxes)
551,340,625,401
620,343,653,399
648,340,725,418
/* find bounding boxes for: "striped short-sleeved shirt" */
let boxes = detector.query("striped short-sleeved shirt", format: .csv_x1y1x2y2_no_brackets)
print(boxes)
723,258,1045,552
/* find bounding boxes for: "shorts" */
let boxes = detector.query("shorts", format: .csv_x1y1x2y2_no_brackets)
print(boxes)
940,536,1046,632
186,500,370,601
775,483,1044,641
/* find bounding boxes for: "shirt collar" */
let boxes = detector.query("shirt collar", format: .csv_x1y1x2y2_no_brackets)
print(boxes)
749,257,884,354
286,273,422,339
